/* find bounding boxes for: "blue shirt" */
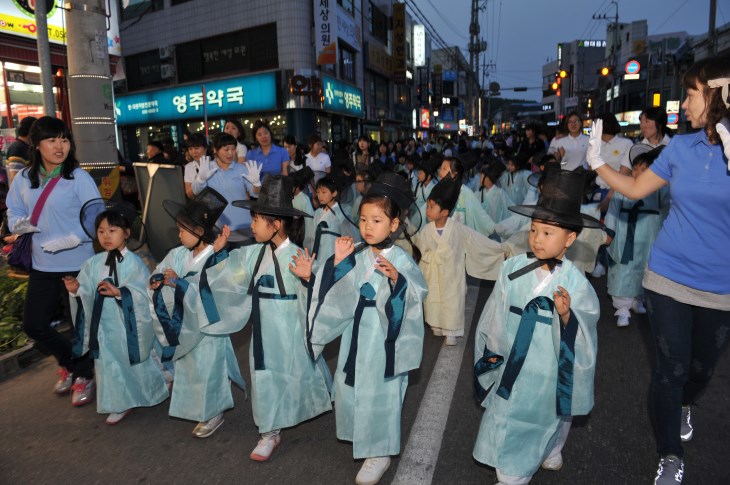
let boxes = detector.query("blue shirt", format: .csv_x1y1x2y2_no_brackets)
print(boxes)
6,168,101,272
648,130,730,293
192,161,253,230
246,144,289,177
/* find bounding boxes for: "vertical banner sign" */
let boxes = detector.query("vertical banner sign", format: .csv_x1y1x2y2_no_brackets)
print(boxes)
432,64,443,109
414,24,426,67
392,3,406,84
314,0,337,65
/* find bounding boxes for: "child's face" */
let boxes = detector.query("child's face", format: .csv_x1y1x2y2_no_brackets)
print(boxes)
96,218,129,252
417,169,429,183
506,160,517,173
316,186,336,206
528,220,576,261
480,173,493,188
188,145,206,160
632,162,649,179
216,144,236,165
251,214,279,243
425,199,448,223
355,176,368,194
359,203,398,246
177,222,204,249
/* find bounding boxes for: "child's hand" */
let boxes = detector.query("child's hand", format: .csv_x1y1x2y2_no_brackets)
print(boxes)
62,275,80,294
97,280,121,298
334,237,354,265
289,248,315,282
213,225,230,253
163,268,179,288
375,255,399,283
604,235,613,246
554,286,571,326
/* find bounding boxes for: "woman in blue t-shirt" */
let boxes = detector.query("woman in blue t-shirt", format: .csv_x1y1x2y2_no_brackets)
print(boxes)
587,55,730,485
245,120,289,177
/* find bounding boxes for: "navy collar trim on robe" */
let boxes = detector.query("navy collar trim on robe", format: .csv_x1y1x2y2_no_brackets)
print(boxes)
312,220,341,259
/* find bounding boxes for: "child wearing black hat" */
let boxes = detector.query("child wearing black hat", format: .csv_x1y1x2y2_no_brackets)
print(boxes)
413,176,504,346
149,188,245,439
201,176,332,462
304,173,427,485
478,164,513,224
473,169,600,484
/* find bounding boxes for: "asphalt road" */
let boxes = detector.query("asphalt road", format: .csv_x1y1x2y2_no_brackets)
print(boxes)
0,274,728,485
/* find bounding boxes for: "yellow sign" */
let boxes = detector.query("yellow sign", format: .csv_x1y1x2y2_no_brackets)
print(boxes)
0,12,67,42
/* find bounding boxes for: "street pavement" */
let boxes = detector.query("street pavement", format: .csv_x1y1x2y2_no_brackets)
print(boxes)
1,274,729,485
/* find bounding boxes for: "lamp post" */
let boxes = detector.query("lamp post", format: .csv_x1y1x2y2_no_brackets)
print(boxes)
378,108,386,142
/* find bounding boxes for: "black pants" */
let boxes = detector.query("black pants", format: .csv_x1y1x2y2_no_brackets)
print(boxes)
23,269,94,379
645,289,730,458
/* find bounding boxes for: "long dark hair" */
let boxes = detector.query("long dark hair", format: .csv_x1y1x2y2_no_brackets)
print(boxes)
27,117,79,188
358,194,421,264
224,119,246,143
683,55,730,144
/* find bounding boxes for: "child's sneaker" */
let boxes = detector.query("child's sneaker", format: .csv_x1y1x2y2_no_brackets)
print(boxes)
54,368,73,394
541,452,563,470
192,413,224,438
632,299,647,314
70,377,95,406
431,327,443,336
445,336,457,346
680,406,693,441
250,432,281,461
106,409,131,425
616,315,630,327
355,456,391,485
654,455,684,484
591,262,606,278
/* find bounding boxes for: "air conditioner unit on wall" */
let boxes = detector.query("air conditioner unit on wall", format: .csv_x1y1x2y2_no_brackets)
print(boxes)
159,45,175,60
160,64,175,80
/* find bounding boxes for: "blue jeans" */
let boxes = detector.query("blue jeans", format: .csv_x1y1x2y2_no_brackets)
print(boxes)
645,289,730,458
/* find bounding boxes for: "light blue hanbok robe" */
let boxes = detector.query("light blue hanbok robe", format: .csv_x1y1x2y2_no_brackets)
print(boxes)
499,169,530,205
473,254,599,478
71,250,168,414
293,190,316,253
495,184,539,239
605,187,669,297
308,203,360,264
453,184,496,237
478,185,514,224
149,246,245,422
201,239,332,433
308,245,428,458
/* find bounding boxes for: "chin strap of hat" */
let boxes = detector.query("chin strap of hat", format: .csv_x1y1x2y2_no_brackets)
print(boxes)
105,248,124,287
708,77,730,109
507,252,563,281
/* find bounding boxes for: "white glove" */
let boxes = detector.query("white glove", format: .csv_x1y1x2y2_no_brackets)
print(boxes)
196,156,218,182
13,216,40,235
716,119,730,171
244,160,263,187
41,234,81,253
586,119,606,170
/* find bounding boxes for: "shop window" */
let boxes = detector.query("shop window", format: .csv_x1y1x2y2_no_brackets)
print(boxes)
338,0,354,15
369,3,388,45
373,73,389,107
121,0,163,20
126,50,164,90
339,45,356,83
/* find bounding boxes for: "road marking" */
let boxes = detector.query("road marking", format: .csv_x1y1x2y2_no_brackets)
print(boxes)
392,284,480,485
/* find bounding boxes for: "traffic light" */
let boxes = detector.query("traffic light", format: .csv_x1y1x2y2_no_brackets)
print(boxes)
598,66,613,76
551,81,559,91
559,70,568,78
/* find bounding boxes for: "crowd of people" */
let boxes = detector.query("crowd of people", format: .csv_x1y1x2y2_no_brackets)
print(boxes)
1,55,729,485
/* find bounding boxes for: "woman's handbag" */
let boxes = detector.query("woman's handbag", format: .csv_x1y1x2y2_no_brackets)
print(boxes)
7,177,61,272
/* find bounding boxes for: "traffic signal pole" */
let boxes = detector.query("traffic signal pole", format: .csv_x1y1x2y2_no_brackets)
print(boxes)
34,0,56,116
64,0,118,176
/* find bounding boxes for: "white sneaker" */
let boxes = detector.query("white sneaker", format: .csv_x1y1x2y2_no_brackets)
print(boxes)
70,377,95,406
541,452,563,470
445,336,457,346
106,409,131,425
617,315,630,327
250,432,281,461
192,413,224,438
591,262,606,278
54,368,73,394
431,327,443,336
632,299,647,314
356,456,391,485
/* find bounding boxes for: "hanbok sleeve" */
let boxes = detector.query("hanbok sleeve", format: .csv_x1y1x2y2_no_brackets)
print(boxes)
199,246,254,335
116,254,156,363
70,257,97,358
375,250,427,377
462,223,504,281
500,221,530,259
462,188,496,236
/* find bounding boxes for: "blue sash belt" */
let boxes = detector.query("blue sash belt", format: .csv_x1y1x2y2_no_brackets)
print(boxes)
343,282,376,386
251,274,297,371
620,200,659,264
86,278,142,364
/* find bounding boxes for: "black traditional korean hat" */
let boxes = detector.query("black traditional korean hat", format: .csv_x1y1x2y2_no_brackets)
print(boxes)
628,143,656,166
428,176,461,213
163,187,228,244
459,150,480,173
509,169,600,228
233,175,312,218
287,166,314,190
365,172,422,233
413,152,442,177
80,199,146,251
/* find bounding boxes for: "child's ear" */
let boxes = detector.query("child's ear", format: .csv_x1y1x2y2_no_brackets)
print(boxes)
390,217,400,233
564,230,578,248
124,228,131,240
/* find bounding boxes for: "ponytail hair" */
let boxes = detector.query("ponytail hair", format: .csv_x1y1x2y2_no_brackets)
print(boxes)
402,227,421,264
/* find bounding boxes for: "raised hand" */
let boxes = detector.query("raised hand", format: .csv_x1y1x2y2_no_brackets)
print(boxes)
333,236,355,265
586,119,606,170
244,160,263,187
289,248,315,282
375,255,399,283
553,285,571,326
213,225,231,253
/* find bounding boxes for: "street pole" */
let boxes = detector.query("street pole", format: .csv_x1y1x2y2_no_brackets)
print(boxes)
64,0,118,193
709,0,717,56
35,0,56,116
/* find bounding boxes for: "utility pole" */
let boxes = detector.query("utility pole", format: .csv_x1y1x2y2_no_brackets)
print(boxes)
65,0,118,195
35,0,56,116
467,0,487,131
593,1,619,112
709,0,717,56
